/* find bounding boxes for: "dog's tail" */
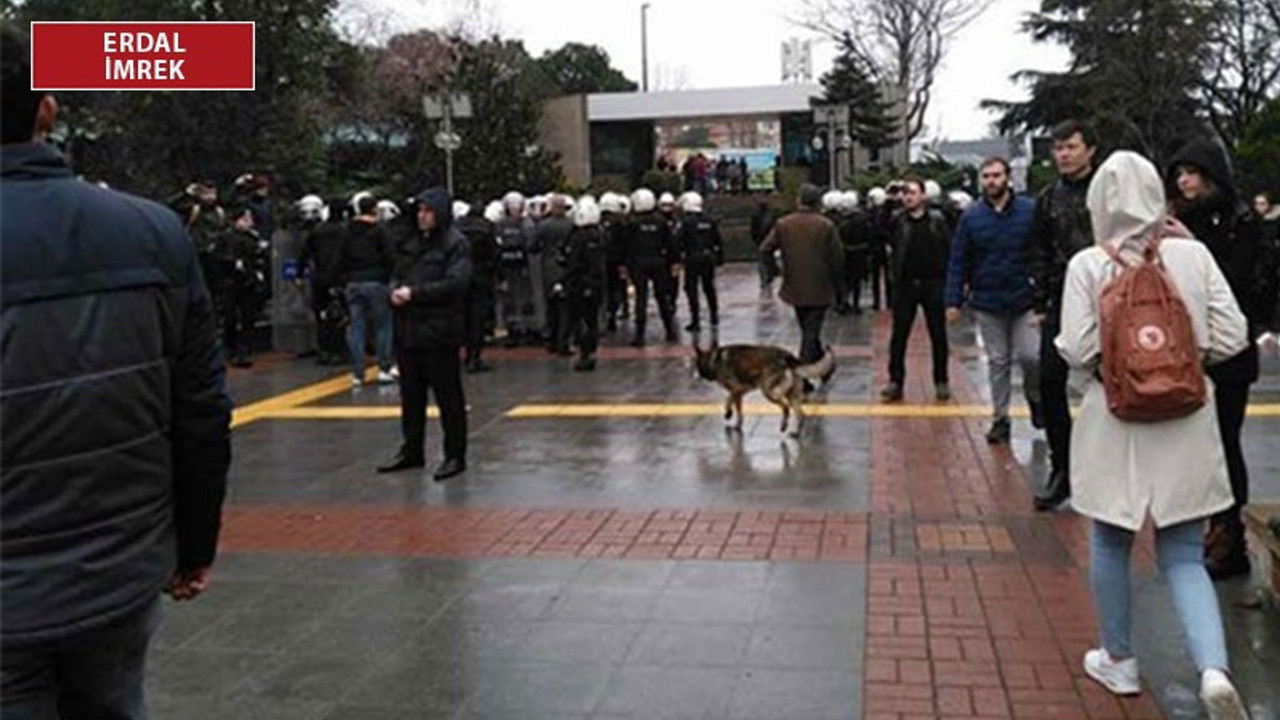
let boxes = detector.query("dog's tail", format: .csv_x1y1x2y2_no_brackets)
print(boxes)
796,346,836,383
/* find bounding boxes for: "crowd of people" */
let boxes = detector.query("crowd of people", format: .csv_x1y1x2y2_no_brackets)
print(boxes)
656,152,760,194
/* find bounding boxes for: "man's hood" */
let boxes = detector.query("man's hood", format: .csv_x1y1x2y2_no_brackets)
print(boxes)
1087,151,1167,253
1168,136,1237,207
414,186,454,231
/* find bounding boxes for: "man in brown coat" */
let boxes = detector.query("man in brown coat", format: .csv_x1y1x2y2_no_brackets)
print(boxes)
760,184,845,363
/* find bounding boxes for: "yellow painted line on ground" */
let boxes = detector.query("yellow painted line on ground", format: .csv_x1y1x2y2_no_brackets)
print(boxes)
231,367,382,429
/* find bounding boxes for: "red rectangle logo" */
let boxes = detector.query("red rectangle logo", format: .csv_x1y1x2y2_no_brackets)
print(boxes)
30,22,255,91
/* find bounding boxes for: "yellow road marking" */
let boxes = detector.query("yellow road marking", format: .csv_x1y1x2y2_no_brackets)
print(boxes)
231,367,383,428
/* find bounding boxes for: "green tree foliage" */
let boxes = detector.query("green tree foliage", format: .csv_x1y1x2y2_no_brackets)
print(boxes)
16,0,348,200
820,33,898,151
984,0,1214,166
535,42,637,95
1237,98,1280,194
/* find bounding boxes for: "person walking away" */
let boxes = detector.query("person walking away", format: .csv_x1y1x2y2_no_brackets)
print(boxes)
882,177,952,402
625,189,680,347
563,197,608,371
342,193,397,387
945,157,1042,443
866,186,895,311
495,191,538,346
377,187,471,481
838,190,872,315
1,24,233,716
759,184,844,366
676,191,723,332
1168,137,1275,579
456,200,500,373
751,197,779,294
536,195,575,356
1056,150,1252,720
1029,119,1100,511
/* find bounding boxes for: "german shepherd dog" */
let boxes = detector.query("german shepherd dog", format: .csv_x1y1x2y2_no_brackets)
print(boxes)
694,344,836,437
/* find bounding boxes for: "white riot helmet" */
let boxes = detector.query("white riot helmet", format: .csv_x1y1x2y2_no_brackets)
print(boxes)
375,199,401,223
599,192,623,215
841,190,860,212
631,188,656,213
658,191,676,210
947,190,974,211
483,200,505,224
578,193,597,208
924,180,942,202
821,190,842,212
502,191,525,216
452,200,471,219
350,190,374,216
680,191,704,213
618,194,633,215
297,194,325,221
574,197,602,227
560,194,576,214
867,187,887,207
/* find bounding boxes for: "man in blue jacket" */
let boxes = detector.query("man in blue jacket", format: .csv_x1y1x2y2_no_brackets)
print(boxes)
945,157,1042,444
1,24,232,718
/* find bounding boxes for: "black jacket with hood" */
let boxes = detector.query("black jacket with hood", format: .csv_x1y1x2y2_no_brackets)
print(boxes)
1029,169,1096,317
1,142,233,644
392,188,472,348
1168,137,1270,385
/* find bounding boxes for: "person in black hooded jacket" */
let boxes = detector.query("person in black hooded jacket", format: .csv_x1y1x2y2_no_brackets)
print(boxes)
377,187,472,482
1168,136,1275,579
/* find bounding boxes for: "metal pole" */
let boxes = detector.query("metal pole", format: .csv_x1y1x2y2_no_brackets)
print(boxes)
443,103,455,197
828,125,837,188
641,3,650,92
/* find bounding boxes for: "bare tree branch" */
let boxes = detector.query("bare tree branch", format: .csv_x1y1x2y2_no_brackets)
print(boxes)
793,0,994,140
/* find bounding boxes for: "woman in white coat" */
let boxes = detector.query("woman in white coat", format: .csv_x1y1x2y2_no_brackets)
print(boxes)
1055,151,1251,720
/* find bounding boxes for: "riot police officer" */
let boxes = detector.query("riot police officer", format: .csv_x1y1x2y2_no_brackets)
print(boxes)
456,200,501,373
675,192,723,332
563,197,608,371
624,189,679,347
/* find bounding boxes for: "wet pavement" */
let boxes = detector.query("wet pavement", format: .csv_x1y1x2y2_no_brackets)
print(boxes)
148,265,1280,719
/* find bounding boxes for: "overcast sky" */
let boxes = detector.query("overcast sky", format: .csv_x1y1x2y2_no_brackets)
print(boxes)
349,0,1069,140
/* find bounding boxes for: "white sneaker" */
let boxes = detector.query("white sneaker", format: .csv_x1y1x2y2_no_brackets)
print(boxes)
390,365,400,379
377,370,396,384
1083,648,1141,695
1200,669,1249,720
351,375,364,389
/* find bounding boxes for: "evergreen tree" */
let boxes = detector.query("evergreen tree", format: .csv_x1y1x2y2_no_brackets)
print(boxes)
820,34,898,151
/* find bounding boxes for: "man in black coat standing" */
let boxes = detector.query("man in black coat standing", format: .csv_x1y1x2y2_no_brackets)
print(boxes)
377,187,472,481
1,24,232,717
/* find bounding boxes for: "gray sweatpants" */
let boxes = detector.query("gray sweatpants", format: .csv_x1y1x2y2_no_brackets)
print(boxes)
975,310,1042,421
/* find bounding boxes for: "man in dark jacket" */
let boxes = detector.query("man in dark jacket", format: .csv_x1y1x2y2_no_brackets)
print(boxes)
945,157,1041,444
456,200,499,373
837,193,872,314
1,25,232,717
378,187,472,481
760,184,845,365
1028,119,1098,511
563,199,609,371
624,189,680,347
881,177,951,402
1168,137,1274,579
297,195,348,365
342,194,398,387
217,205,269,368
537,195,576,355
751,198,778,293
676,192,723,332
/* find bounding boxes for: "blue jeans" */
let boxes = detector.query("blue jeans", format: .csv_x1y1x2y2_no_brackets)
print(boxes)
2,597,160,719
1090,520,1229,672
346,281,393,379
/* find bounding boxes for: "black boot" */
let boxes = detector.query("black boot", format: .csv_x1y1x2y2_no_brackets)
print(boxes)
377,448,425,474
573,356,597,372
1034,469,1071,511
433,457,466,482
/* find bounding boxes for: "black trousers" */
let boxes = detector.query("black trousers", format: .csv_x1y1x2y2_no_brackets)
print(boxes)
1210,377,1252,538
632,261,676,338
794,305,828,364
464,283,494,364
570,290,602,358
844,250,868,310
683,261,718,326
870,253,893,310
1038,314,1072,477
219,286,255,359
606,263,629,322
397,346,467,462
312,283,346,357
2,598,159,720
546,292,572,352
888,278,948,385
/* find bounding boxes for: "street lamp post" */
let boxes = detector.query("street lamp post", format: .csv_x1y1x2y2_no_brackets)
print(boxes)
641,3,651,92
